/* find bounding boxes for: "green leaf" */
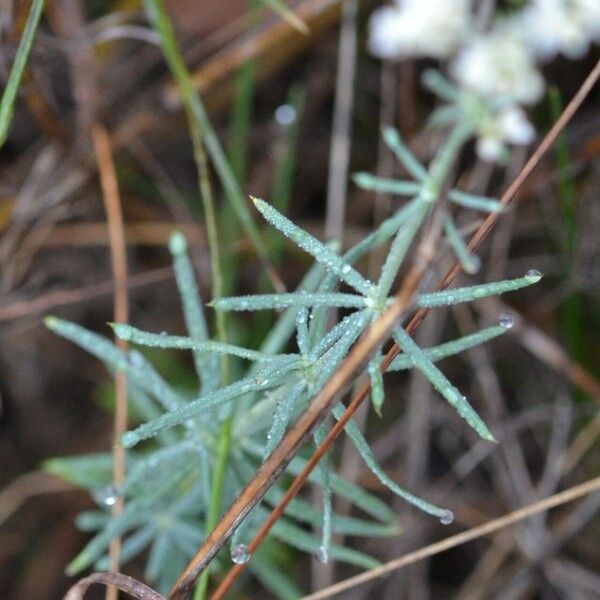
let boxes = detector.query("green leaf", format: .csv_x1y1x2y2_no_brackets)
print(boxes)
416,271,543,308
383,128,428,181
393,327,494,441
112,323,295,363
271,518,380,569
252,197,373,295
448,189,504,213
443,213,481,274
211,291,366,312
388,325,507,370
368,352,385,416
44,453,114,489
331,404,453,520
353,173,421,196
169,231,219,392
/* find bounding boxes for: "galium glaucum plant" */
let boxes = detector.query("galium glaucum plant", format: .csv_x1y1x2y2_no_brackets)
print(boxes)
45,114,542,595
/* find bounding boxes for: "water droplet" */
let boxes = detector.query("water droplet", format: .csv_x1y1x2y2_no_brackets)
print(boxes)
340,264,351,274
315,545,329,564
525,269,542,280
275,104,297,126
231,544,251,564
160,331,167,337
93,483,120,507
499,312,515,329
440,509,454,525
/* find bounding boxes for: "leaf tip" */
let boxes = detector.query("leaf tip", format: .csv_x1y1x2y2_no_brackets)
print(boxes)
169,230,188,256
44,315,59,330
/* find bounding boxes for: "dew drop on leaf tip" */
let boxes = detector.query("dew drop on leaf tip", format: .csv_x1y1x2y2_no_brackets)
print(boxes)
231,544,251,564
93,483,120,507
499,312,515,329
315,545,329,564
439,509,454,525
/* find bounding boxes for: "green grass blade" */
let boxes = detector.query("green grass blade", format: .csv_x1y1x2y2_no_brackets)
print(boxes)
0,0,45,147
144,0,278,288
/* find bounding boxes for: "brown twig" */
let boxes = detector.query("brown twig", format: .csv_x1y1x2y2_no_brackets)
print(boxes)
301,476,600,600
207,58,600,600
0,266,172,323
0,471,74,527
91,124,129,600
64,573,166,600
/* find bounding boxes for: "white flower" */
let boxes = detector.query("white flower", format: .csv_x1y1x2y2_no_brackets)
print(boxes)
368,0,471,60
515,0,600,61
451,33,545,105
475,106,536,162
499,107,536,145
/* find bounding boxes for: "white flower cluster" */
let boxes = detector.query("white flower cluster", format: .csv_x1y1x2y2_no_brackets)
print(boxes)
368,0,600,161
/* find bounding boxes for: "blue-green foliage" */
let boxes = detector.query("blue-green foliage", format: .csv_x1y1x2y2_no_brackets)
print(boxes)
45,126,541,597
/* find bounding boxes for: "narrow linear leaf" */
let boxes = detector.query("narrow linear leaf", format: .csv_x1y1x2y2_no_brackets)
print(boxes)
312,310,368,357
331,404,453,520
295,306,310,356
112,323,295,363
211,291,366,312
45,317,184,412
122,361,300,447
0,0,45,147
271,518,380,569
314,422,332,563
353,173,421,196
252,197,373,295
376,200,430,298
243,445,396,523
448,189,504,213
263,382,306,459
443,214,481,274
383,127,428,181
393,327,494,441
416,271,543,308
368,352,385,416
389,324,507,371
169,231,219,391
